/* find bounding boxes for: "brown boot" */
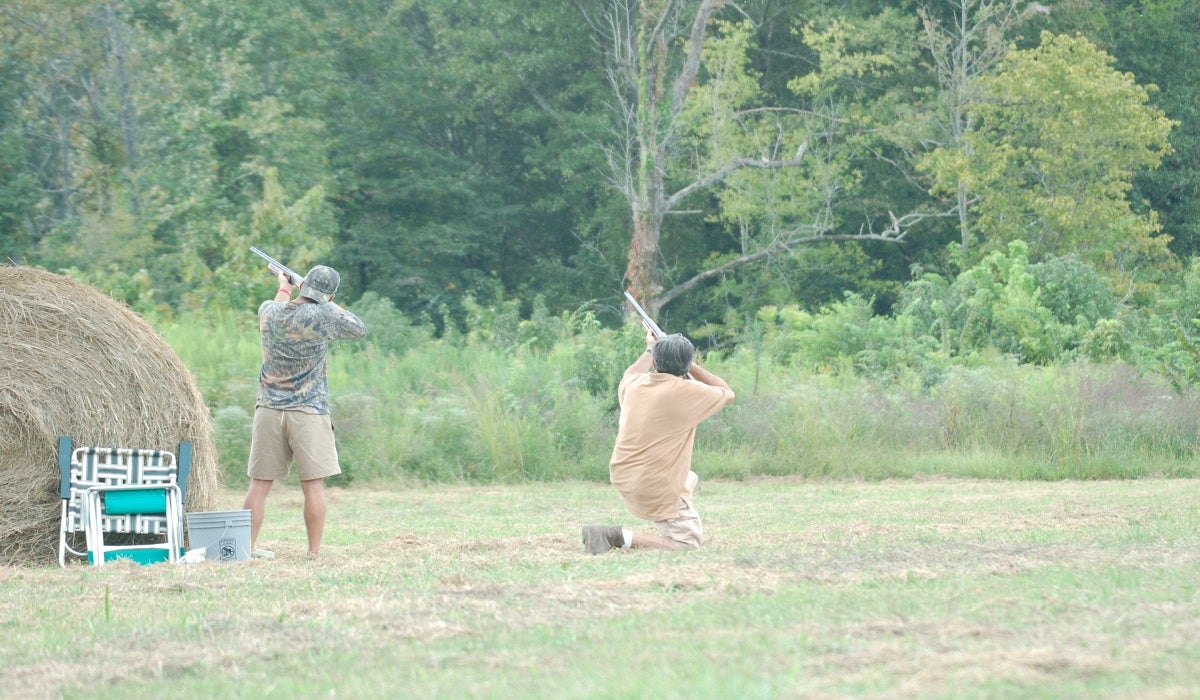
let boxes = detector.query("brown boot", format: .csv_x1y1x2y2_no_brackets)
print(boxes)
582,525,624,554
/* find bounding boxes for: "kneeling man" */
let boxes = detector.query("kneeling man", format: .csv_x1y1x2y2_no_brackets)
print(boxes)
584,329,734,553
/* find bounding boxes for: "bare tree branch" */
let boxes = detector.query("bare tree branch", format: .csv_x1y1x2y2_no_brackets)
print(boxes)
670,0,725,119
658,204,961,309
665,142,807,211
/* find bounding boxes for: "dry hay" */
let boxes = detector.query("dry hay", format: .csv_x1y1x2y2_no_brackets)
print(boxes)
0,265,218,566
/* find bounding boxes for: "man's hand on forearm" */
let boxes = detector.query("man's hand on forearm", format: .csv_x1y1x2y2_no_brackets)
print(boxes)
688,361,730,390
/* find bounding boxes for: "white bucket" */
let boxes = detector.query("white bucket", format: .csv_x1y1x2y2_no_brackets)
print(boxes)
185,509,252,562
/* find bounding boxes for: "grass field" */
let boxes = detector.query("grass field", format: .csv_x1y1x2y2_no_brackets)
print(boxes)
3,478,1199,699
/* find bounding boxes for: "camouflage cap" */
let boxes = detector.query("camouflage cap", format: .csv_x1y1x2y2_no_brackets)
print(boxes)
300,265,340,303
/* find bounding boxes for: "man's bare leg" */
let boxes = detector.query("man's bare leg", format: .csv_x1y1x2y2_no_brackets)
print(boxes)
242,478,274,551
299,477,327,556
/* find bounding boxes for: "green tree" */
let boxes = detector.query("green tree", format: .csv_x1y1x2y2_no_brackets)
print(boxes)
0,1,131,260
922,32,1176,292
134,0,337,307
590,0,808,317
896,240,1113,364
0,84,38,259
1125,258,1200,391
592,2,969,331
916,0,1051,251
1093,0,1200,259
323,0,616,323
684,7,973,334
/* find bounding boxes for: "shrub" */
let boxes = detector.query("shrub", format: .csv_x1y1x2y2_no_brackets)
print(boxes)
347,292,432,357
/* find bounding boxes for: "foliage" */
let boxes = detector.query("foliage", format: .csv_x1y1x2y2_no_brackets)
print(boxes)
933,242,1066,363
345,291,432,358
0,127,37,258
1124,258,1200,391
158,279,1200,489
753,293,936,381
1080,0,1200,259
200,168,335,312
59,264,159,315
671,11,926,326
923,31,1176,294
322,0,613,320
2,0,1199,381
748,241,1123,380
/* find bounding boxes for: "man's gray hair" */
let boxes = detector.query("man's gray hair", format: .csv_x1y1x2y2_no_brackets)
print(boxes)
651,333,694,377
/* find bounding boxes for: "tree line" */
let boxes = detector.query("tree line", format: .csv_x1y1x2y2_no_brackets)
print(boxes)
2,0,1198,365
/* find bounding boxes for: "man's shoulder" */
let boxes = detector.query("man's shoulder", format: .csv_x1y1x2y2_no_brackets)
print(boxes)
658,373,734,402
620,369,647,384
301,302,366,338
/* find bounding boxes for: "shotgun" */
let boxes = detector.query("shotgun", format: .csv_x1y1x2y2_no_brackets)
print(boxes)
250,246,305,287
624,291,693,378
623,291,665,339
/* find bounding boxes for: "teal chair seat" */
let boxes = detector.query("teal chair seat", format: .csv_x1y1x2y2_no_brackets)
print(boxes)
58,436,192,567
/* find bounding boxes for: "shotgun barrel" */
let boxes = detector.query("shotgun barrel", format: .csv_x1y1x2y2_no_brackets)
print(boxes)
250,246,305,287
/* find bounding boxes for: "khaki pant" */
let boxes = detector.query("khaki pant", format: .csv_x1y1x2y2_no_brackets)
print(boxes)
248,407,342,480
654,470,703,549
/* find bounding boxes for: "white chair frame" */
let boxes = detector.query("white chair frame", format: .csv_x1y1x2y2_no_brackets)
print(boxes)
58,437,191,567
83,483,183,566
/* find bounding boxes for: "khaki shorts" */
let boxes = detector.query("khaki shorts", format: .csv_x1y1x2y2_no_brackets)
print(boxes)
248,407,342,480
654,497,703,549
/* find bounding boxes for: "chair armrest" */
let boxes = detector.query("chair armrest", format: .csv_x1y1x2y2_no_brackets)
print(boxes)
57,436,74,499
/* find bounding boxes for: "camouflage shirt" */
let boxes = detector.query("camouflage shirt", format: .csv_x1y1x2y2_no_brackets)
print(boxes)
256,299,366,414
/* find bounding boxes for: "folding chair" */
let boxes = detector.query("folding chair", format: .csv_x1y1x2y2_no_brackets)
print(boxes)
58,436,193,566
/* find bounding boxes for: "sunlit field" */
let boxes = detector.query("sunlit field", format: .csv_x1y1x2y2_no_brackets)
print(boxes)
4,478,1199,698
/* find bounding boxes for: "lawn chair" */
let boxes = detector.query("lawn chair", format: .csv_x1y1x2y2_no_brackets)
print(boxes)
57,436,193,566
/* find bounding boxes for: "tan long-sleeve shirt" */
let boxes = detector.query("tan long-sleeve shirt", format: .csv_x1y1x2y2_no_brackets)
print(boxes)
608,371,734,521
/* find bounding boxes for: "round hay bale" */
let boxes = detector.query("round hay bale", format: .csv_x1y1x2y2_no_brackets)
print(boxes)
0,265,218,566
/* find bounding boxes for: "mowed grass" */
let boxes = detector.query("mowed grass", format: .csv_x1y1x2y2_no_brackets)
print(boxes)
3,478,1199,699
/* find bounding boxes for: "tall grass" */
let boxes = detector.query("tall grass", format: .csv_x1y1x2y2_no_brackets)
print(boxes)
156,308,1200,486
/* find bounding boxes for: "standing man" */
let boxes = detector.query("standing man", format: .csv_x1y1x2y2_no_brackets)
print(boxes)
583,329,734,553
243,264,366,558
